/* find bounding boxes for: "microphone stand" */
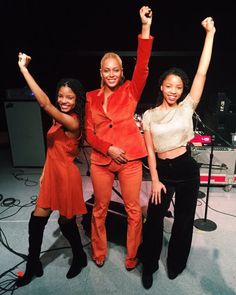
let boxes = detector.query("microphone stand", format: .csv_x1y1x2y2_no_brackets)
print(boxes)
193,112,218,231
192,115,207,199
193,112,233,231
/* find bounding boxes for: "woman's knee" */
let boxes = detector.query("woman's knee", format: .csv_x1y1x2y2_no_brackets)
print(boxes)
34,207,51,217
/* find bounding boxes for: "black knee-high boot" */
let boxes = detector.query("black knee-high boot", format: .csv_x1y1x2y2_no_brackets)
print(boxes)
58,216,87,279
16,212,49,287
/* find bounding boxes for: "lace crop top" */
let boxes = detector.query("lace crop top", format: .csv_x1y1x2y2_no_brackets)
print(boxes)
142,94,198,153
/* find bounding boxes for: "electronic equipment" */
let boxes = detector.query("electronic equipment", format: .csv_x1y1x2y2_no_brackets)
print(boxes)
191,146,236,188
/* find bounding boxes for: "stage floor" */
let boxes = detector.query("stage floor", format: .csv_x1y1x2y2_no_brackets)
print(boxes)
0,146,236,295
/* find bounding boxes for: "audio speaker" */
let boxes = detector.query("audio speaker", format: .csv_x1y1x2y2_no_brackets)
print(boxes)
4,101,46,167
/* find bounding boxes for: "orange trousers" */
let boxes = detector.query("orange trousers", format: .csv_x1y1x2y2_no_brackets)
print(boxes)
90,160,143,268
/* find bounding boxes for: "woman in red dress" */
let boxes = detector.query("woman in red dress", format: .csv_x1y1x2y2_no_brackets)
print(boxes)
16,53,87,287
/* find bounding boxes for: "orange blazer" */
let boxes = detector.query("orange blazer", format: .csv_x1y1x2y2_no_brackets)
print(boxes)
85,35,154,165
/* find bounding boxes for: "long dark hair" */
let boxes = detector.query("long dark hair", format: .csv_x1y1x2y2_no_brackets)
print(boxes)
55,78,86,147
156,67,190,106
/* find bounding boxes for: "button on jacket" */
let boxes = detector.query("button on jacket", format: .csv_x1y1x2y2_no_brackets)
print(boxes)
85,35,154,165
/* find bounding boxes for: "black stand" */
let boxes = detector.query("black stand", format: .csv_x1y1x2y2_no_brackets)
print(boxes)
193,111,234,231
193,114,206,199
193,113,218,231
194,140,217,231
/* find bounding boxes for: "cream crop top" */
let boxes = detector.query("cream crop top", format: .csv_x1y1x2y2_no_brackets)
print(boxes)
142,94,198,153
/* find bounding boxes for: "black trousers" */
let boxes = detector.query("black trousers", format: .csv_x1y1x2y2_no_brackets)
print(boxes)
139,152,200,274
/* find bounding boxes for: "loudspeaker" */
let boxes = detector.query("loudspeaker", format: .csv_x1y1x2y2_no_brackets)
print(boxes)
4,101,46,167
81,196,127,246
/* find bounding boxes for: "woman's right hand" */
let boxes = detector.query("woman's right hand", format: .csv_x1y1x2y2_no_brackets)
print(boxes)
107,146,128,164
150,180,167,205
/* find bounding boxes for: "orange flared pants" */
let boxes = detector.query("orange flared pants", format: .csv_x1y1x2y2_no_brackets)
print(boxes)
90,160,143,268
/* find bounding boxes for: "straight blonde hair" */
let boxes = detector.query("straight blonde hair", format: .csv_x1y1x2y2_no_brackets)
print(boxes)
100,52,124,87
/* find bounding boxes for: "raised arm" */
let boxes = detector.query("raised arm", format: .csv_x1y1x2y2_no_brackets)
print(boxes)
130,6,154,101
18,52,79,132
140,6,153,39
190,17,216,105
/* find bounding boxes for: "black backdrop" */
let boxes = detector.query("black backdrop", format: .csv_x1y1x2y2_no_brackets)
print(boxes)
1,0,235,143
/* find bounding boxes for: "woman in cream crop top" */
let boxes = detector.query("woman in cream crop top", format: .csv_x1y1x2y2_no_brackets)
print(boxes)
138,17,216,289
143,93,197,153
141,15,216,203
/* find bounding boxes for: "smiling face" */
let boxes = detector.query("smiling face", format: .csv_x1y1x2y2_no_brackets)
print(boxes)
100,53,123,90
57,85,77,113
161,74,184,107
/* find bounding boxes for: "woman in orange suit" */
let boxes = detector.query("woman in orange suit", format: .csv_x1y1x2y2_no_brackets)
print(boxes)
85,5,153,270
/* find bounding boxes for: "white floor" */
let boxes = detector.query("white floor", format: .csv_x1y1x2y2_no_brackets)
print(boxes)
0,146,236,295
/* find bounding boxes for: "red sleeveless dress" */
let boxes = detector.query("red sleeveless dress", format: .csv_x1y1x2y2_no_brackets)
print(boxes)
37,115,87,218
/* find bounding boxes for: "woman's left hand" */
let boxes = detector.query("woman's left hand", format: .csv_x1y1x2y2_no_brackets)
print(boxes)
18,52,31,71
107,145,128,164
140,6,152,25
150,180,166,205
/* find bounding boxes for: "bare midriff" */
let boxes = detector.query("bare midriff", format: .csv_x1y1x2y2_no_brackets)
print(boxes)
157,146,187,160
